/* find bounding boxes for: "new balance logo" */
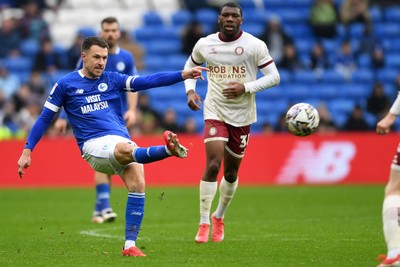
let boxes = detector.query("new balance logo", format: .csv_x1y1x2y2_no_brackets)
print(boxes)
277,141,356,184
75,89,84,94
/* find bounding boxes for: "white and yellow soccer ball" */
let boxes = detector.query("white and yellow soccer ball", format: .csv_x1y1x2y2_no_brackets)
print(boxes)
285,103,320,136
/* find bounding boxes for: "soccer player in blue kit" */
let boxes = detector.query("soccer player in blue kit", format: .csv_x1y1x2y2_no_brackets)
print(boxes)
55,17,142,224
17,36,207,257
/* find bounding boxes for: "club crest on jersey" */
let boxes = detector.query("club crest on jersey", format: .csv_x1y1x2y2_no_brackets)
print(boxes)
98,83,108,92
209,127,217,136
116,62,126,72
235,46,244,55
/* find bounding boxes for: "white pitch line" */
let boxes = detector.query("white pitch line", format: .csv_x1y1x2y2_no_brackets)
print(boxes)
79,226,124,240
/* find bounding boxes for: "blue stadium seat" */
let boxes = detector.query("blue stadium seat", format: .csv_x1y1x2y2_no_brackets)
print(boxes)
328,99,356,114
369,6,383,23
19,39,40,58
239,0,258,10
241,23,265,37
277,69,292,84
242,9,266,24
4,57,33,72
340,83,371,99
351,69,374,84
384,7,400,22
348,23,364,38
171,10,193,27
375,22,400,38
144,55,165,72
145,40,182,55
78,26,97,37
320,70,347,84
165,54,189,70
376,68,399,83
382,38,400,53
293,70,319,84
133,26,160,42
295,39,314,54
386,53,400,68
195,8,218,32
285,84,312,102
143,11,164,26
311,84,337,100
357,54,371,68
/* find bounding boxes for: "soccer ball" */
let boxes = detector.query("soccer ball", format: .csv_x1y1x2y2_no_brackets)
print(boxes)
285,103,319,136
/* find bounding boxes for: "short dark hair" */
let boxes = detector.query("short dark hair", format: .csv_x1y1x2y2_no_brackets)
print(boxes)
101,16,119,26
220,2,242,17
81,36,109,52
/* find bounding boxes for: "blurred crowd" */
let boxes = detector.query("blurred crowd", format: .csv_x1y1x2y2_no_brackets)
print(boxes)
0,0,400,141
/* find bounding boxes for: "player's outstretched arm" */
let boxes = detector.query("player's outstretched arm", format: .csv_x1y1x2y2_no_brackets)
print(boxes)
129,67,208,92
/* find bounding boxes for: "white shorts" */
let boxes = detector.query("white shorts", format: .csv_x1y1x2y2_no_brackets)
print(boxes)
82,135,139,176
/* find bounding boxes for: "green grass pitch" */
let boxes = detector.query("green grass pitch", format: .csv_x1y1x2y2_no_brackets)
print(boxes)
0,185,386,266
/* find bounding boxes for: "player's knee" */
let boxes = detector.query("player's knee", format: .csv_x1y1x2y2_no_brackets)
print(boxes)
206,162,221,177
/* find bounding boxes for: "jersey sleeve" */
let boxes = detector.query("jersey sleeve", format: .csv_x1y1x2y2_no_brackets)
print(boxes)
190,38,205,65
256,39,274,68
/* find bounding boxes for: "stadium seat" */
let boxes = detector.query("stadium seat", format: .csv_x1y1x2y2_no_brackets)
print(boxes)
293,70,319,84
4,57,33,72
242,9,266,24
376,68,399,83
384,7,400,22
311,84,337,100
241,23,265,37
78,26,97,37
357,54,371,69
369,6,382,23
171,10,193,27
351,69,374,84
276,69,292,84
328,99,356,114
375,22,400,38
19,39,40,58
340,83,371,99
145,40,182,55
143,11,164,26
195,8,218,33
133,26,160,42
320,70,347,84
386,53,400,68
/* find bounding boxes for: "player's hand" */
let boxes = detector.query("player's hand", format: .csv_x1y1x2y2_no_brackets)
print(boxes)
124,109,137,128
222,82,245,99
376,113,396,135
187,90,202,111
182,66,208,80
18,149,32,178
53,118,68,134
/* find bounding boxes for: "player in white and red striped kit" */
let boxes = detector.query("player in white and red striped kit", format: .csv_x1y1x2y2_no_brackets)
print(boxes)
376,92,400,267
183,2,280,243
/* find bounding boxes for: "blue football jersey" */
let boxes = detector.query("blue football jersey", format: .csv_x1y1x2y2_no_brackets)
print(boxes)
45,70,132,149
76,47,137,112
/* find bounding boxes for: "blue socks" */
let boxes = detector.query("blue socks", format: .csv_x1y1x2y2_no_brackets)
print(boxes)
132,146,169,163
125,192,145,242
95,183,111,213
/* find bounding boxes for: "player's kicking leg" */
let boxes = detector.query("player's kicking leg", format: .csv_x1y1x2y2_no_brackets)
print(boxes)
164,130,188,158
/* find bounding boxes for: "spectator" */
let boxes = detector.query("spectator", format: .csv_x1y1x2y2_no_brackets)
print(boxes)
371,46,385,69
279,43,302,71
357,24,380,56
334,40,357,80
0,17,22,58
33,37,63,74
183,117,198,134
260,16,293,65
342,104,370,131
10,83,32,112
367,82,391,119
0,62,21,99
261,122,275,135
27,70,48,102
181,21,206,56
66,34,84,70
18,0,50,41
310,42,330,77
119,29,145,71
160,108,183,133
340,0,370,26
309,0,339,39
317,102,338,133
